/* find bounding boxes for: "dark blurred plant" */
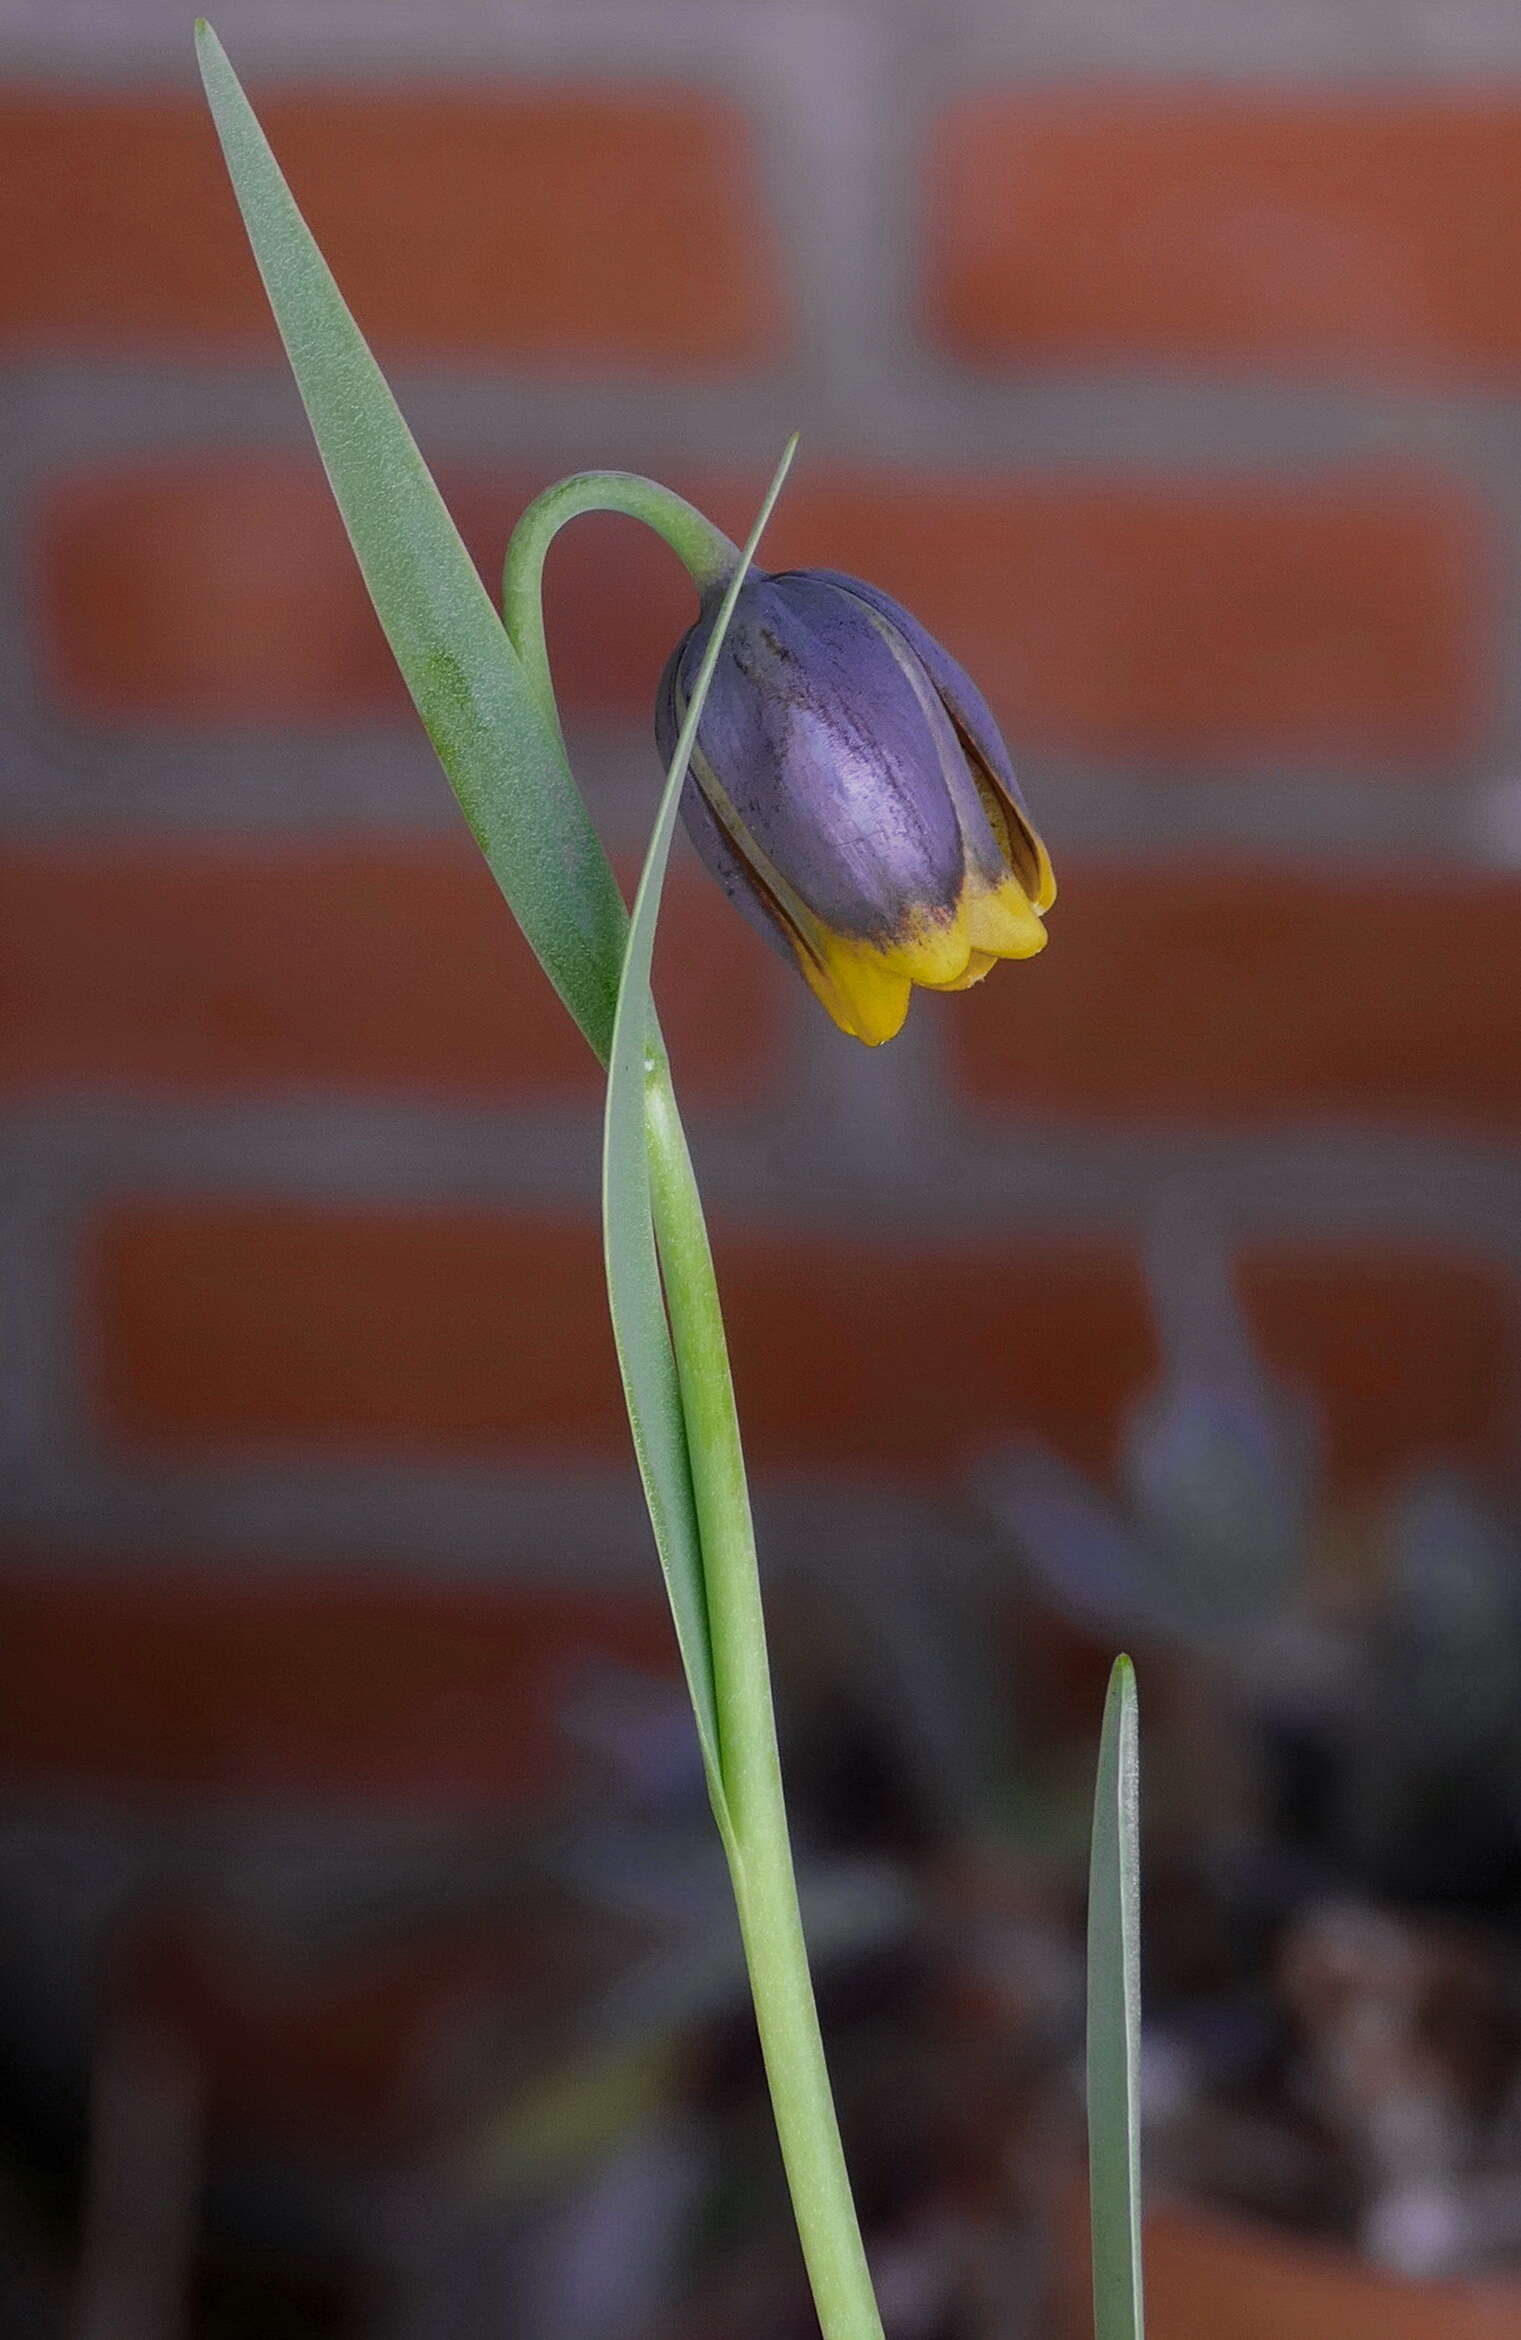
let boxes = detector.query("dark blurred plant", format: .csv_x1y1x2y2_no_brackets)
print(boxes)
981,1185,1521,2279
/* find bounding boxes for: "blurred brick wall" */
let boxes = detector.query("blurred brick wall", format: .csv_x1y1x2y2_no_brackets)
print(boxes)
4,0,1521,1810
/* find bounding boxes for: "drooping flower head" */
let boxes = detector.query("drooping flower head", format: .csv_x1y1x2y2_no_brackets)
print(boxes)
656,567,1054,1044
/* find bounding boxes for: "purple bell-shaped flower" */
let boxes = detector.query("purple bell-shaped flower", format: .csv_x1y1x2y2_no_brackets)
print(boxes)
657,567,1054,1043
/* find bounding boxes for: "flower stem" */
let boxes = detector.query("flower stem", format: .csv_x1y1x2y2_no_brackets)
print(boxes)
502,477,883,2340
643,1060,883,2340
503,471,740,755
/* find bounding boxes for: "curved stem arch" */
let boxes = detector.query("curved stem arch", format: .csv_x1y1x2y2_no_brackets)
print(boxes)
503,469,741,750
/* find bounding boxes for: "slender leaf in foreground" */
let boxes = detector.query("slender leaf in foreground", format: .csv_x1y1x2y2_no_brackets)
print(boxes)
601,437,797,1818
195,20,627,1058
1088,1654,1144,2340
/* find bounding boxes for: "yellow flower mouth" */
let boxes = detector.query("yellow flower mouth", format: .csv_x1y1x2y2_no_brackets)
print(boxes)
686,737,1052,1047
794,870,1048,1046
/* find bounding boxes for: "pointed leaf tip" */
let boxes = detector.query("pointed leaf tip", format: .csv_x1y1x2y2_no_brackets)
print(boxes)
193,17,628,1052
1088,1649,1143,2340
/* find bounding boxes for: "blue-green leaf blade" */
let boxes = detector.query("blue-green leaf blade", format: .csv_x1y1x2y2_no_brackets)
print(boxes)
194,21,626,1058
601,439,796,1817
1088,1654,1144,2340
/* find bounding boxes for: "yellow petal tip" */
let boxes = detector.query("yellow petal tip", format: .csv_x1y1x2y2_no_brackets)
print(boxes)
965,874,1048,960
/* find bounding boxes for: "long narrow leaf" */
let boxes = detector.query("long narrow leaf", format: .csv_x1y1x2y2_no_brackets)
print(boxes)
1088,1655,1144,2340
195,21,626,1058
602,439,796,1817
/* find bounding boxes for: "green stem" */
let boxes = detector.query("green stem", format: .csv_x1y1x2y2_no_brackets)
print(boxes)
503,470,741,751
503,477,883,2340
644,1063,883,2340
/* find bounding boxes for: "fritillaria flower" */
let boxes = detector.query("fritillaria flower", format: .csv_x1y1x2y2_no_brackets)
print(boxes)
656,567,1054,1044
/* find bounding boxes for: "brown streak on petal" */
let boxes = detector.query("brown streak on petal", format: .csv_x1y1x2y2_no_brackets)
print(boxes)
955,721,1050,904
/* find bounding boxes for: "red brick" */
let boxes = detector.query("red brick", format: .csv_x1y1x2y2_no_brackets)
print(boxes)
0,1568,671,1806
0,89,781,365
41,459,398,722
0,839,784,1106
38,457,701,725
945,862,1521,1135
123,1904,563,2149
121,1899,610,2151
930,88,1521,380
91,1205,1511,1489
1239,1252,1506,1486
42,457,1485,763
753,469,1488,764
